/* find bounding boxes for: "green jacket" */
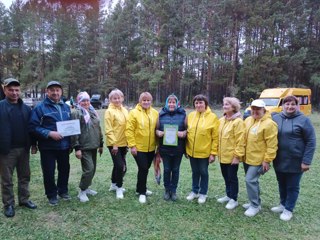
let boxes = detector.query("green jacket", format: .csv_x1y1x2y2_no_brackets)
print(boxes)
71,106,103,151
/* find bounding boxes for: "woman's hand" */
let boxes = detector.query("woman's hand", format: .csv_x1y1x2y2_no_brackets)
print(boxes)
98,147,103,156
262,161,270,172
131,147,137,156
156,130,164,137
111,146,118,155
301,163,310,172
75,150,82,159
177,130,187,138
231,157,240,165
209,155,215,164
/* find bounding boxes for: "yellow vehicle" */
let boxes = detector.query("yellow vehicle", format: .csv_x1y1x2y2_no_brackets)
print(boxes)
244,88,312,118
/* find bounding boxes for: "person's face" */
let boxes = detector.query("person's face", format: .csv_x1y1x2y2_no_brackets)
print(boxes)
195,100,206,113
283,100,298,114
4,85,20,103
111,94,122,107
46,86,62,103
140,96,152,109
251,106,265,119
223,101,234,115
79,99,90,110
167,98,176,112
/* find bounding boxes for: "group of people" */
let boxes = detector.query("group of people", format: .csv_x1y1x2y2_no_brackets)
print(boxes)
0,78,316,223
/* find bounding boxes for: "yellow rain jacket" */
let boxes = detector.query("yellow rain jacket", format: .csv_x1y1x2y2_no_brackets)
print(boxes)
104,103,129,147
244,113,278,166
126,103,158,152
186,107,219,158
218,116,246,164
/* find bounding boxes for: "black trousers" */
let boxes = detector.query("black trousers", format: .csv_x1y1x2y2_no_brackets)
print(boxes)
134,151,155,195
40,149,70,199
108,147,127,188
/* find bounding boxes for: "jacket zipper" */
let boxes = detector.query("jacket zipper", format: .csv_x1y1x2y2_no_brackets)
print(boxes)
192,113,201,157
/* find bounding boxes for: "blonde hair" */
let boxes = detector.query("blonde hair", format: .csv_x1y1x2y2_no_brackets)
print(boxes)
109,89,124,101
223,97,241,113
139,92,153,103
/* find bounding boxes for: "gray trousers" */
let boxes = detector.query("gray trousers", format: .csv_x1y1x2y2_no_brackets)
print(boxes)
245,165,262,208
0,148,30,207
79,149,97,191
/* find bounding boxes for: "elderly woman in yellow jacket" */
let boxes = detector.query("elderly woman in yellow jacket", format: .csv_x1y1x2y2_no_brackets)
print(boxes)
217,97,245,210
126,92,158,204
104,89,128,199
243,99,278,217
186,94,219,204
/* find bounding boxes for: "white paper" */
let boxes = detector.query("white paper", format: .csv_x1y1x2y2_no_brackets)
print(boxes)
56,119,81,137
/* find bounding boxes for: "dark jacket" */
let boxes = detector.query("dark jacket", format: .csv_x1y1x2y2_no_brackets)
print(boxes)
157,106,186,155
71,106,103,151
0,98,32,154
273,111,316,173
29,96,71,150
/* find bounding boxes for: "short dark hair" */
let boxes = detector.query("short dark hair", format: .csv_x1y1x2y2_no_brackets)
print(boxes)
193,94,208,108
283,95,298,105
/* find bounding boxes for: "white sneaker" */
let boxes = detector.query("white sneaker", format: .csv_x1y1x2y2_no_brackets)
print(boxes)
78,190,89,203
271,204,285,213
217,196,230,203
225,199,239,210
86,189,97,196
146,189,152,196
198,194,207,204
280,209,293,221
244,206,261,217
242,203,251,209
116,187,124,199
109,183,117,191
186,192,199,201
139,194,146,204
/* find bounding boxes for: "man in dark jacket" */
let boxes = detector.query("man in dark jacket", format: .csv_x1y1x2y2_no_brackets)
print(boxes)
29,81,71,206
0,78,37,218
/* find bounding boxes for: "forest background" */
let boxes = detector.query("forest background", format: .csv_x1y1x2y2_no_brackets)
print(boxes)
1,0,320,106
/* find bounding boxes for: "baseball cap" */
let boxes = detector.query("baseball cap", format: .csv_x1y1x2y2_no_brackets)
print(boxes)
251,99,266,108
3,78,20,87
46,81,62,88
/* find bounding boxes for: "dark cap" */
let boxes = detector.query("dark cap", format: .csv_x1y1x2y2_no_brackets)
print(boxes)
3,78,20,87
46,81,62,89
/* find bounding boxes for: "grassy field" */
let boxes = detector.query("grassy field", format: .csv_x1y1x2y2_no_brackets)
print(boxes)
1,109,319,240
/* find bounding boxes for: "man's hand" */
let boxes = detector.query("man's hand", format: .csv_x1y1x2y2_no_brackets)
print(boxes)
49,131,63,141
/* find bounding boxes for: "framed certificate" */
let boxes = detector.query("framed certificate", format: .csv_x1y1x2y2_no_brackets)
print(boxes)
56,119,81,137
163,124,178,146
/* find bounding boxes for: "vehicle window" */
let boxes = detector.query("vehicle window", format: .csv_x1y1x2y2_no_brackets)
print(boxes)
260,98,280,106
296,95,309,105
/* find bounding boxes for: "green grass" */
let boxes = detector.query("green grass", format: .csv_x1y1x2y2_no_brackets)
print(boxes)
1,109,319,240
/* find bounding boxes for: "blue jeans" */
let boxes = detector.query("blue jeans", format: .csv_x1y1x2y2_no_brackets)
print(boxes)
275,171,303,212
40,149,70,199
189,157,209,195
220,163,239,201
161,153,183,193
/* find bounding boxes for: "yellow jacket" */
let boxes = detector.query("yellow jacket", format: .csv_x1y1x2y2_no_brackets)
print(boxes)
104,103,129,147
218,116,246,164
126,103,158,152
186,107,219,158
244,113,278,165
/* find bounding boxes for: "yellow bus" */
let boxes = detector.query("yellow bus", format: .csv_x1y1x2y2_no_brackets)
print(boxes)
244,88,312,118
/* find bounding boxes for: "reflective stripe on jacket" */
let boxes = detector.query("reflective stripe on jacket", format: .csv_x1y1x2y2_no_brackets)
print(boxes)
126,104,158,152
104,103,128,147
186,106,219,158
244,113,278,165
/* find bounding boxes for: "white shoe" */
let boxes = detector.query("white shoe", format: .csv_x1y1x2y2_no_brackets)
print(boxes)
217,196,230,203
271,204,285,213
86,189,97,196
280,209,293,221
198,194,207,204
146,189,152,196
244,206,261,217
116,187,124,199
225,199,239,210
186,192,199,201
139,194,146,204
78,190,89,203
242,203,251,209
109,183,117,191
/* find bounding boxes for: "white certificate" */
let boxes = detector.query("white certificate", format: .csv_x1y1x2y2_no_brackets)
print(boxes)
163,124,178,146
56,119,81,137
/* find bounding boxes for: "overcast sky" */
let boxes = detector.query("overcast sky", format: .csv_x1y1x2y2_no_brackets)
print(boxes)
2,0,14,8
